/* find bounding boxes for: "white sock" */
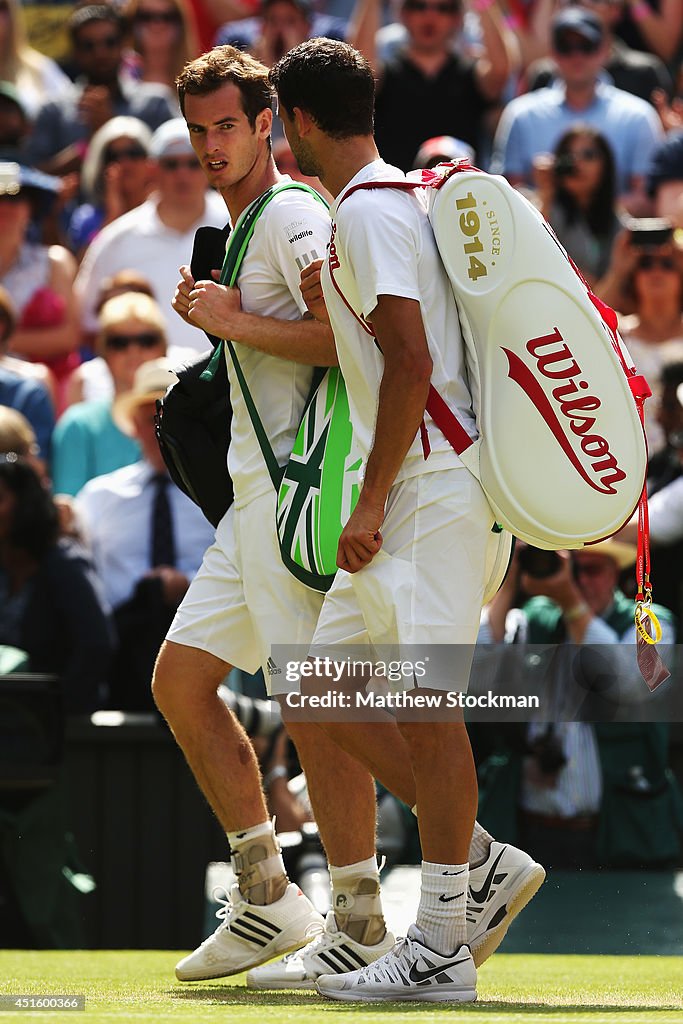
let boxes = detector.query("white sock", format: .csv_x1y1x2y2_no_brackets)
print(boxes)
328,856,386,945
227,820,274,847
470,821,494,867
416,860,469,956
410,807,493,869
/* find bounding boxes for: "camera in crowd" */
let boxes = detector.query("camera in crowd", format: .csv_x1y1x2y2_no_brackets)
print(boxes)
553,153,578,179
628,218,674,249
518,545,562,579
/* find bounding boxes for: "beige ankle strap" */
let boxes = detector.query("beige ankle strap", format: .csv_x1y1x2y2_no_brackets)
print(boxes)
333,876,386,946
231,832,287,906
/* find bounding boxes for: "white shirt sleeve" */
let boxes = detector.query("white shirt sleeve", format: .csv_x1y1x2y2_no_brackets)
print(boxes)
263,191,331,317
339,190,422,321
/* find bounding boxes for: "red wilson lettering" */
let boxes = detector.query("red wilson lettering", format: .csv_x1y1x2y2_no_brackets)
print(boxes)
503,327,627,495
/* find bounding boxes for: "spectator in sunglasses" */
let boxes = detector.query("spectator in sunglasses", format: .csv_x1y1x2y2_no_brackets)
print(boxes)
525,0,673,108
64,271,156,408
492,8,663,214
122,0,200,93
348,0,511,171
532,126,625,286
609,220,683,454
52,291,168,496
23,4,177,177
67,116,155,257
75,118,226,351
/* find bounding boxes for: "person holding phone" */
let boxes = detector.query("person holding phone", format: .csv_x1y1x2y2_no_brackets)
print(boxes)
532,126,626,288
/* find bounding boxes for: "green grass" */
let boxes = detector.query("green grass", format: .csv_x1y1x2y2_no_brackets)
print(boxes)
0,951,682,1024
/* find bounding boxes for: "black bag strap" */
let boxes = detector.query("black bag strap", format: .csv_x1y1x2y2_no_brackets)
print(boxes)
218,181,329,490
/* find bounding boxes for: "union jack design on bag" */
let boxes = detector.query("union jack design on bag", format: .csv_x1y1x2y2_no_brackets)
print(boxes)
277,366,361,592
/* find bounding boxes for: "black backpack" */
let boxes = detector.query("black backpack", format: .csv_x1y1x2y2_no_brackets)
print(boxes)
155,345,233,528
155,223,233,528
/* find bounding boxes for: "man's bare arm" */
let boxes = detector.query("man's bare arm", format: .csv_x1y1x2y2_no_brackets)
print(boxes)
337,294,432,572
173,266,337,366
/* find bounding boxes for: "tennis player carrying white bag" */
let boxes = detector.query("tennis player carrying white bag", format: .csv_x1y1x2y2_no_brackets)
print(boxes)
320,160,665,682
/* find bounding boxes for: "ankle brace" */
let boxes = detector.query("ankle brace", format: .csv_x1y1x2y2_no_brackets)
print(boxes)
333,876,386,946
230,831,288,906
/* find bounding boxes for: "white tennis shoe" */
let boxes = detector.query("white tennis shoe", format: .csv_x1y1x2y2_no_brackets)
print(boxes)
247,910,396,989
175,882,323,981
316,924,477,1003
467,841,546,966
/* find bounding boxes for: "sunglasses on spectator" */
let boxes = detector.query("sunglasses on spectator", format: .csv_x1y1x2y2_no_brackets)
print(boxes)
637,255,677,271
105,332,162,351
105,145,147,165
159,156,201,171
554,36,601,55
136,10,182,23
404,0,459,13
569,147,601,162
76,34,122,53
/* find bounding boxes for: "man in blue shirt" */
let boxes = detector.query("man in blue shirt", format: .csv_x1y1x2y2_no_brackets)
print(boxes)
491,8,662,213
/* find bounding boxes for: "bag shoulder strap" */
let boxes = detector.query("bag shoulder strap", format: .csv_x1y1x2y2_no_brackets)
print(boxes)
218,182,329,490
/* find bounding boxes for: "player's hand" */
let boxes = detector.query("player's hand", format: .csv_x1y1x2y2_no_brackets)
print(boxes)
300,260,330,326
172,265,196,326
188,278,243,338
337,496,384,572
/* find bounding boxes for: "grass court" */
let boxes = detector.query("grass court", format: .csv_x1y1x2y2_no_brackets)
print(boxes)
1,950,682,1024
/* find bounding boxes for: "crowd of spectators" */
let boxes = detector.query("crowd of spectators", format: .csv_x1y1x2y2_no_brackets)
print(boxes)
0,0,681,866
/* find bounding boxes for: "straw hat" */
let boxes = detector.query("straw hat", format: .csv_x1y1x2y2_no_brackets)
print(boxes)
112,358,177,437
579,539,638,570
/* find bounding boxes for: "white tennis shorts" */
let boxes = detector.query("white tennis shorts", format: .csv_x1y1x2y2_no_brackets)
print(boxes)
166,489,324,686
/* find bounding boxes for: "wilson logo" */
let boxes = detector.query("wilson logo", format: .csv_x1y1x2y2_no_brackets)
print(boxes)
503,327,626,495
